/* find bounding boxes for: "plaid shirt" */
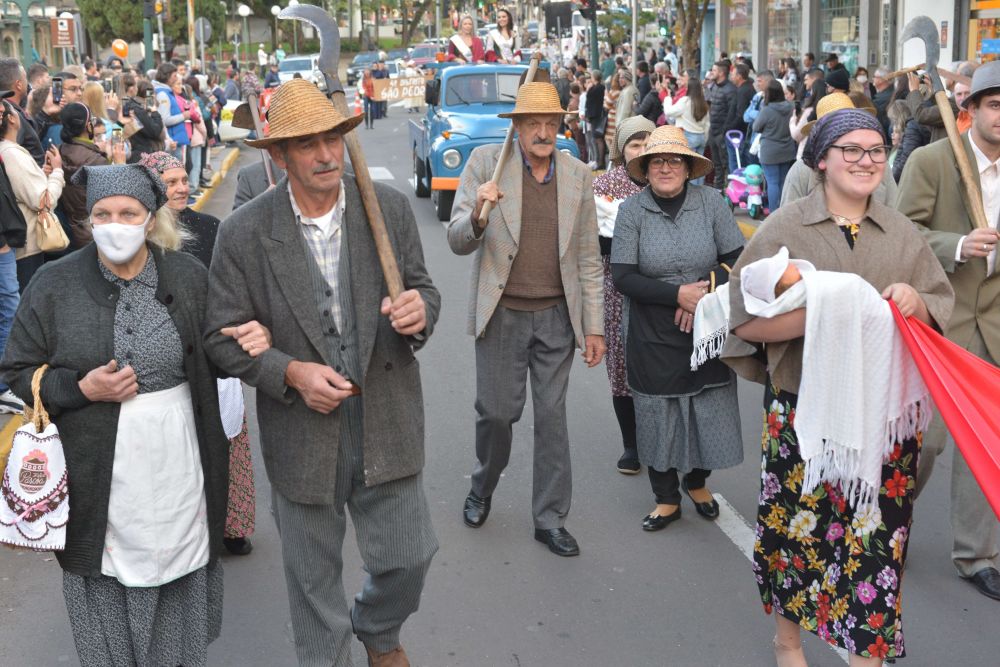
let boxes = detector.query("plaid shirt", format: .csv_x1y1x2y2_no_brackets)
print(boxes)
289,183,347,330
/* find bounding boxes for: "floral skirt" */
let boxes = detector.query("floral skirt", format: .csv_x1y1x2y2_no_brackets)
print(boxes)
753,384,918,660
602,255,630,397
224,415,256,539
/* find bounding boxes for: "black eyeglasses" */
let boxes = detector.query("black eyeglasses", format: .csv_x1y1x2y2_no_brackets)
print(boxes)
829,144,890,163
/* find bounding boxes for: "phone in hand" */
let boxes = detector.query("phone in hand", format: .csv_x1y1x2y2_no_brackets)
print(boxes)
51,77,63,105
145,89,156,111
102,79,112,94
111,127,123,146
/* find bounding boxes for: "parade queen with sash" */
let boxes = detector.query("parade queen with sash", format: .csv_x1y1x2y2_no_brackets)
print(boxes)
448,14,486,64
485,8,521,64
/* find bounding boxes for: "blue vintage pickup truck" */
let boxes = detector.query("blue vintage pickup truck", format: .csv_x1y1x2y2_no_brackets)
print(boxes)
409,63,581,221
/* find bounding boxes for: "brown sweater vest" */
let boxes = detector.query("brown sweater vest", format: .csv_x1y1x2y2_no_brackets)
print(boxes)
499,166,564,311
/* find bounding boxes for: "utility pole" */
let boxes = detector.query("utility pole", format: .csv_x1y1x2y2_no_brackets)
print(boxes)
188,0,196,68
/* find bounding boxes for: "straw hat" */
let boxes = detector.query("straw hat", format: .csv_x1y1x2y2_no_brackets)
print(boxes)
626,125,714,182
244,79,363,148
498,81,567,118
802,91,874,135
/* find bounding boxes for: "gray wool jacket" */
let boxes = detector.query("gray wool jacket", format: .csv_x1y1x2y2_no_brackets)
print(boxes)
203,175,440,504
0,244,230,577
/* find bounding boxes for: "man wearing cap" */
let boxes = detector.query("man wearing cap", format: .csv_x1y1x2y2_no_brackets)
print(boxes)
448,81,604,558
780,92,897,207
897,61,1000,602
204,80,441,666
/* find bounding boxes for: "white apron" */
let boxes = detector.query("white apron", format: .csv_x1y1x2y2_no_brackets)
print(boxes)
102,383,209,587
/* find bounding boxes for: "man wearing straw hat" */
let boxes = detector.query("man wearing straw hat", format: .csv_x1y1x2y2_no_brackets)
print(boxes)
204,79,441,666
448,81,604,558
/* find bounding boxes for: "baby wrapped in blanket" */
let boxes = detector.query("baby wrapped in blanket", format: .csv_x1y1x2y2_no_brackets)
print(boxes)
693,246,930,513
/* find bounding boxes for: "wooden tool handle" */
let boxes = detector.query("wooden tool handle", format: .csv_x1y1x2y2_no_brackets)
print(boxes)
330,90,405,299
886,63,925,80
934,90,989,230
246,93,275,186
478,54,544,225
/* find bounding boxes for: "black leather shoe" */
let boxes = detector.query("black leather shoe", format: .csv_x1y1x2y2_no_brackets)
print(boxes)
682,480,720,520
534,527,580,557
968,567,1000,601
616,449,641,475
642,508,681,531
463,491,491,528
223,537,253,555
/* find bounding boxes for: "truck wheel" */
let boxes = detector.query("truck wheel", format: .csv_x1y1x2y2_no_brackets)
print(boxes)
436,190,455,222
414,152,430,198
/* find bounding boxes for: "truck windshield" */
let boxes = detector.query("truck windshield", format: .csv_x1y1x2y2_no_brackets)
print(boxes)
445,73,522,106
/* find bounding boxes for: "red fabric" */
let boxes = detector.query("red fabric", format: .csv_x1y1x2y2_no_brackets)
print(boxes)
447,37,486,63
890,302,1000,519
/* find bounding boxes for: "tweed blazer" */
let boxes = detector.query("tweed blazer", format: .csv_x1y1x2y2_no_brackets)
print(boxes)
203,175,440,504
722,186,954,393
896,133,1000,361
447,143,603,347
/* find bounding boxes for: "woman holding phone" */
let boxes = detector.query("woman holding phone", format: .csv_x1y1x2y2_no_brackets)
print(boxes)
122,77,165,162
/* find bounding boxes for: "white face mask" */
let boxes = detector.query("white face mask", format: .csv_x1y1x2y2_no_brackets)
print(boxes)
856,75,868,84
91,213,151,264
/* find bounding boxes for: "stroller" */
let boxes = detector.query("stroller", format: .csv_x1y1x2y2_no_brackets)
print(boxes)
723,130,767,220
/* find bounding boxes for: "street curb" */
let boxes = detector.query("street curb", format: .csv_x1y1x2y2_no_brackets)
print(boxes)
191,147,242,213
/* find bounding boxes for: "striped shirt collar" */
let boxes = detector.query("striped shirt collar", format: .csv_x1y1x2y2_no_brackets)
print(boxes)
287,182,346,238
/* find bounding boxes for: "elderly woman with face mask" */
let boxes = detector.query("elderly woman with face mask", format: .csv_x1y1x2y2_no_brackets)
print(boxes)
0,163,271,667
139,150,257,556
611,125,745,532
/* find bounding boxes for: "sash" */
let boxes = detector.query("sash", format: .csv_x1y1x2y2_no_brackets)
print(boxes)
488,29,517,62
450,34,474,62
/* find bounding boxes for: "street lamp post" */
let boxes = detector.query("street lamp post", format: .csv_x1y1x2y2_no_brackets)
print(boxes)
271,5,280,51
288,0,299,54
237,3,252,67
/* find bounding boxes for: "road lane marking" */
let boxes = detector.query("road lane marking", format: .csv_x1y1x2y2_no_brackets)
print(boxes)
713,493,850,664
368,167,395,180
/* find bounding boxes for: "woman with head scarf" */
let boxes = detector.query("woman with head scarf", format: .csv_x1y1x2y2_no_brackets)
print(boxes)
139,150,257,555
611,125,746,530
594,116,655,474
0,163,272,666
723,109,953,665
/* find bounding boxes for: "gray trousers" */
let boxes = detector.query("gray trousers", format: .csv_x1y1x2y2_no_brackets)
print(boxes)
272,395,438,667
916,328,999,578
472,302,576,530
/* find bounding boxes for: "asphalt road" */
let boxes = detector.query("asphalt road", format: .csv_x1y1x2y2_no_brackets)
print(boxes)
1,108,997,667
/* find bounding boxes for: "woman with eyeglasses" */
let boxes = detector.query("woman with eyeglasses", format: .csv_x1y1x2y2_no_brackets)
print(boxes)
723,109,953,665
0,163,272,666
611,125,745,532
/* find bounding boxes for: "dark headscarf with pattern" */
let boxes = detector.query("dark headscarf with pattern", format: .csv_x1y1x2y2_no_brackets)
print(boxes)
802,108,886,170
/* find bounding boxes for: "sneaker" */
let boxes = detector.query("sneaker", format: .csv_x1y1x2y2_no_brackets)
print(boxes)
0,389,24,414
617,448,641,475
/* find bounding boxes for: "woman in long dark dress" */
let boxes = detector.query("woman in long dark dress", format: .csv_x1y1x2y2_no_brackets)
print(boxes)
593,115,655,473
723,109,954,665
611,125,745,530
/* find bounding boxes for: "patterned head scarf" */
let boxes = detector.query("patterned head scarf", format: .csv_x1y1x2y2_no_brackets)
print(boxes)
72,164,168,214
137,151,184,175
802,108,886,170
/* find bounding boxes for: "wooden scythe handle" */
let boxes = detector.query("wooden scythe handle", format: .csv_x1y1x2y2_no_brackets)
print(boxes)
885,64,925,80
478,53,544,226
246,93,275,186
933,90,990,230
329,90,405,299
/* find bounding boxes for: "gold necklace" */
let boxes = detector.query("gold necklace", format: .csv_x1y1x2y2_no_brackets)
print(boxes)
829,212,864,226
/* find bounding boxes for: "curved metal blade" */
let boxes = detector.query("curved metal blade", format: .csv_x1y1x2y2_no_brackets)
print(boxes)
900,16,943,93
280,4,342,93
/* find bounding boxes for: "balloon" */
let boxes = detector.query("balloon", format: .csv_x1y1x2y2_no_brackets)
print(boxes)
112,39,128,59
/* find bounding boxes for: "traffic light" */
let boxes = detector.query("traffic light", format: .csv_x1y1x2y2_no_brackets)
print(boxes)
658,19,669,37
579,0,595,20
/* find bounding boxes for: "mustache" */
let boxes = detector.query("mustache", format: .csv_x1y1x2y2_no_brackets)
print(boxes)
532,137,553,145
312,162,340,174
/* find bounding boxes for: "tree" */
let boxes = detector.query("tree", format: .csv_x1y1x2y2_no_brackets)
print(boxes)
399,0,435,47
77,0,227,57
674,0,709,72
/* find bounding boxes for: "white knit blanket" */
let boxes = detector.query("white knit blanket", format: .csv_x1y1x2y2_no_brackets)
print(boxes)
786,271,930,513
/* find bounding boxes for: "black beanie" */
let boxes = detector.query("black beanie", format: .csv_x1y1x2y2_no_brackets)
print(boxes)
824,67,850,92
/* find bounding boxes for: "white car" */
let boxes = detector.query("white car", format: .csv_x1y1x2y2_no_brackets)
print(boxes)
277,54,320,84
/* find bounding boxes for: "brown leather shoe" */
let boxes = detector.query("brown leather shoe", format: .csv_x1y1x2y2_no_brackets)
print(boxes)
365,645,410,667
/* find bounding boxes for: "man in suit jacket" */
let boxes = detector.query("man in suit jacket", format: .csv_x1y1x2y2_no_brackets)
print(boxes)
232,156,286,211
448,82,605,558
897,61,1000,602
204,80,440,666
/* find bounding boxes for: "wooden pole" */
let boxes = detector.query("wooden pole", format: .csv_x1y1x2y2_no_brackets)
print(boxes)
933,90,989,230
478,53,543,225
